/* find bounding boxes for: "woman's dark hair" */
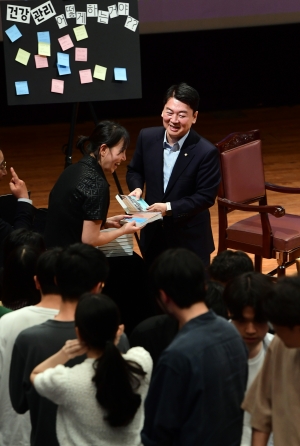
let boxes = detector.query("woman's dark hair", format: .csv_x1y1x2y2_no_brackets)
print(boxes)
2,245,41,309
75,293,146,427
3,228,45,266
77,120,130,160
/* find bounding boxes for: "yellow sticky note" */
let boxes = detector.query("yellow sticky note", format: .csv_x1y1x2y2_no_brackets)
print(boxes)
15,48,31,66
93,65,107,81
73,25,88,41
38,42,51,57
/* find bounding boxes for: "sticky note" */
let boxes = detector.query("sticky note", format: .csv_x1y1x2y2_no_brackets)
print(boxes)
79,69,93,84
93,65,107,81
57,64,71,75
58,34,74,51
75,47,87,62
114,67,127,81
37,31,50,43
51,79,64,94
5,24,22,42
35,55,48,68
57,52,70,67
15,81,29,95
15,48,30,66
38,42,51,57
73,25,88,41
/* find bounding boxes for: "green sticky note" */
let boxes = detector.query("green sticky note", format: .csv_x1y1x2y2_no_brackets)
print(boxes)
93,65,107,81
15,48,31,66
38,42,51,57
73,25,88,41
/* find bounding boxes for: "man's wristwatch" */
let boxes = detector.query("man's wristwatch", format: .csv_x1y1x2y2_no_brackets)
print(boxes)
166,202,172,216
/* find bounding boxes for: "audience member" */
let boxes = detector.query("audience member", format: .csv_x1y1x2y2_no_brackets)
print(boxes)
223,272,274,446
2,228,45,265
2,245,41,310
205,280,227,319
9,243,109,446
31,293,152,446
142,248,248,445
0,248,61,446
0,160,34,249
130,279,227,367
242,276,300,446
209,250,254,284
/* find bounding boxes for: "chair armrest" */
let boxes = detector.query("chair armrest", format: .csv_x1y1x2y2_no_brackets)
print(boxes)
217,197,285,218
265,182,300,194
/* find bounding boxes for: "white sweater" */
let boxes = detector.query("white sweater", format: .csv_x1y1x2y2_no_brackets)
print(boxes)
34,347,153,446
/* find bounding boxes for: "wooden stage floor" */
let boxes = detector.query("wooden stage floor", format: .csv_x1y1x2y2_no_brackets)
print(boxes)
1,104,300,275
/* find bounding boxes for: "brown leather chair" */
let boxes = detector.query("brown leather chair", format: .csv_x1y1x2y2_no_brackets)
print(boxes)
215,130,300,277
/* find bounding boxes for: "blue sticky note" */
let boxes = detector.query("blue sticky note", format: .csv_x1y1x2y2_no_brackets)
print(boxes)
15,81,29,95
57,64,71,75
37,31,50,43
114,67,127,81
57,52,70,67
5,25,22,43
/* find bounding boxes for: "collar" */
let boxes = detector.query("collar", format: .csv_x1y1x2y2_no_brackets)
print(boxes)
163,130,190,151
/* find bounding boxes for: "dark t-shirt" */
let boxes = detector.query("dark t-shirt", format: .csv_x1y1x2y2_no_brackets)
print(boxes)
44,155,109,248
130,315,178,367
142,311,248,446
9,320,83,446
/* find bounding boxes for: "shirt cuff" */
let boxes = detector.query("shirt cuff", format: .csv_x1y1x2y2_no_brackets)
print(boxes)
166,202,172,216
18,198,33,205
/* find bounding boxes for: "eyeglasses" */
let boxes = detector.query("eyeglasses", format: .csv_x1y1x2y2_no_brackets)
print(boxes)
0,160,7,171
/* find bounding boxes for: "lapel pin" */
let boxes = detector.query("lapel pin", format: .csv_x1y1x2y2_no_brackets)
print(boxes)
184,153,188,156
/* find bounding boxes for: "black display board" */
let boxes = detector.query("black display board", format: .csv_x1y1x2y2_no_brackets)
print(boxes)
1,0,141,105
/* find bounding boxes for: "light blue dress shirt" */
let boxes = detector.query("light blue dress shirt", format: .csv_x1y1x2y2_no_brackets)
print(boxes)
163,131,190,192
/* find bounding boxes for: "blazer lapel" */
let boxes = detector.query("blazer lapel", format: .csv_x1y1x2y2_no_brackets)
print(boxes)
152,130,165,195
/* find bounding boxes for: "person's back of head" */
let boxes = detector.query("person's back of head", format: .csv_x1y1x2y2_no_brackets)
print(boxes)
75,293,146,427
36,248,62,296
2,245,41,309
209,250,254,284
205,280,227,319
3,228,45,266
149,248,206,308
56,243,109,301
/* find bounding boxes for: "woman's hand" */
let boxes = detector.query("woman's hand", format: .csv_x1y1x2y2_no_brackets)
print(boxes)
62,339,88,360
121,220,141,234
105,215,130,229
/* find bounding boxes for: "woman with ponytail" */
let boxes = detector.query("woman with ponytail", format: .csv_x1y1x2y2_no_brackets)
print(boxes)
44,120,139,249
30,294,152,445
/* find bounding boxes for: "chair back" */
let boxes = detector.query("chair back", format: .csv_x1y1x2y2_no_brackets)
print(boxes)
220,140,266,203
215,129,260,154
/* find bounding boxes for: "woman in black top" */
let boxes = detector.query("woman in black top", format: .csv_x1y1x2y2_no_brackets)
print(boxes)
44,121,138,249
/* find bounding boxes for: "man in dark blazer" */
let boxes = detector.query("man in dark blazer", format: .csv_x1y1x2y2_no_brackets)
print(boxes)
0,150,34,248
126,83,221,267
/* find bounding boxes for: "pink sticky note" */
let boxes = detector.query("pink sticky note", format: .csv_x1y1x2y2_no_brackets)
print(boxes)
79,69,93,84
35,55,48,68
58,34,74,51
51,79,64,94
75,47,87,62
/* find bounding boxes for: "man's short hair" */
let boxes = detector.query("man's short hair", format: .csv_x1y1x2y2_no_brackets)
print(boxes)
209,250,254,284
163,83,199,113
262,276,300,328
223,271,274,322
36,248,62,295
149,248,206,308
205,280,227,319
55,243,109,301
